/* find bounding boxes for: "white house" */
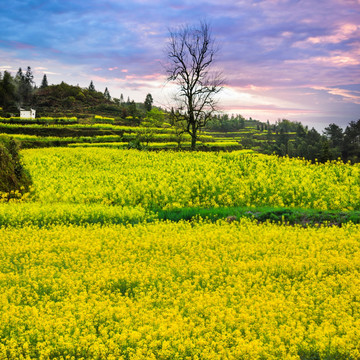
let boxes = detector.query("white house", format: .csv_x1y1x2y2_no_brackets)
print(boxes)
20,108,36,119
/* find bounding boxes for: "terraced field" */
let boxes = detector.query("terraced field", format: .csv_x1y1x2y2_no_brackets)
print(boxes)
0,116,283,150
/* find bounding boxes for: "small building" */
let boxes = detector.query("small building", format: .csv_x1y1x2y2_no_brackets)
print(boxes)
20,108,36,119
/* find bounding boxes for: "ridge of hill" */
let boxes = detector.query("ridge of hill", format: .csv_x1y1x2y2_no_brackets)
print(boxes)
32,82,146,120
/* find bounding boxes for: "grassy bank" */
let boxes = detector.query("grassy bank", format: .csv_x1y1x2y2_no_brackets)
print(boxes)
157,206,360,227
0,202,358,227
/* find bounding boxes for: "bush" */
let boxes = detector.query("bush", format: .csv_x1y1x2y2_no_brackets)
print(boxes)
0,135,32,200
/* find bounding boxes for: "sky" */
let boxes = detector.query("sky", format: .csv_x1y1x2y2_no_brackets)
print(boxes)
0,0,359,131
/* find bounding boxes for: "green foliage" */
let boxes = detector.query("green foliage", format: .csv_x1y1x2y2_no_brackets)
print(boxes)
33,82,118,117
76,91,85,101
157,205,360,226
127,137,144,150
343,119,360,163
40,74,48,88
16,66,34,106
0,71,17,112
145,107,165,126
128,100,137,118
0,135,32,199
88,80,95,91
104,87,111,101
206,114,246,131
144,93,153,112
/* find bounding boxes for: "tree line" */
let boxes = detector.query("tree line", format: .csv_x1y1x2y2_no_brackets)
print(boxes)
259,119,360,163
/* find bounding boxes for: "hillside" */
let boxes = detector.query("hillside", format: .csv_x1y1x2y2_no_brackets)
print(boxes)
1,114,359,162
0,72,359,162
32,82,147,120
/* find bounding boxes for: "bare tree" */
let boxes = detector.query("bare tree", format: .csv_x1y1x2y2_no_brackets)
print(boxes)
165,21,223,150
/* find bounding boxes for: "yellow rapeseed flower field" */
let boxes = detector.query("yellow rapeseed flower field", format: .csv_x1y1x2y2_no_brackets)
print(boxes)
1,148,359,359
0,220,359,359
21,148,360,211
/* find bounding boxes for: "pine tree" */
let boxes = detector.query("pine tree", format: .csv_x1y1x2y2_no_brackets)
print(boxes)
40,74,48,88
14,66,34,106
22,66,34,105
104,87,111,100
15,68,26,106
0,71,17,111
120,94,124,104
24,66,34,86
144,93,153,112
88,80,95,91
15,68,24,83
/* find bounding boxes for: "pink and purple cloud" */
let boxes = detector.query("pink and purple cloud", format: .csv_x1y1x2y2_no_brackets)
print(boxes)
0,0,359,129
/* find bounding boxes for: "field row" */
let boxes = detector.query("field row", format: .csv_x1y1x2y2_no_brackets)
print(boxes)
0,122,277,137
2,132,224,145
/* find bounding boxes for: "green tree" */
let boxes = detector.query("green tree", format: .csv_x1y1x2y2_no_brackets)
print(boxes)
0,71,17,112
0,135,32,199
305,128,322,161
324,123,344,149
128,100,137,118
104,87,111,100
15,68,25,105
239,117,245,129
15,68,24,84
319,138,332,162
144,93,153,112
323,123,344,159
14,66,34,106
343,119,360,162
23,66,34,105
144,107,165,127
25,66,34,86
266,120,272,143
276,128,290,155
40,74,48,88
88,80,95,92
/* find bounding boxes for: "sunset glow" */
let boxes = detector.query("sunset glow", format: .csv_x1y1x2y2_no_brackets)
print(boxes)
1,0,359,129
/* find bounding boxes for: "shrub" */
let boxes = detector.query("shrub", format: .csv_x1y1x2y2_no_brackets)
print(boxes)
0,135,32,200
